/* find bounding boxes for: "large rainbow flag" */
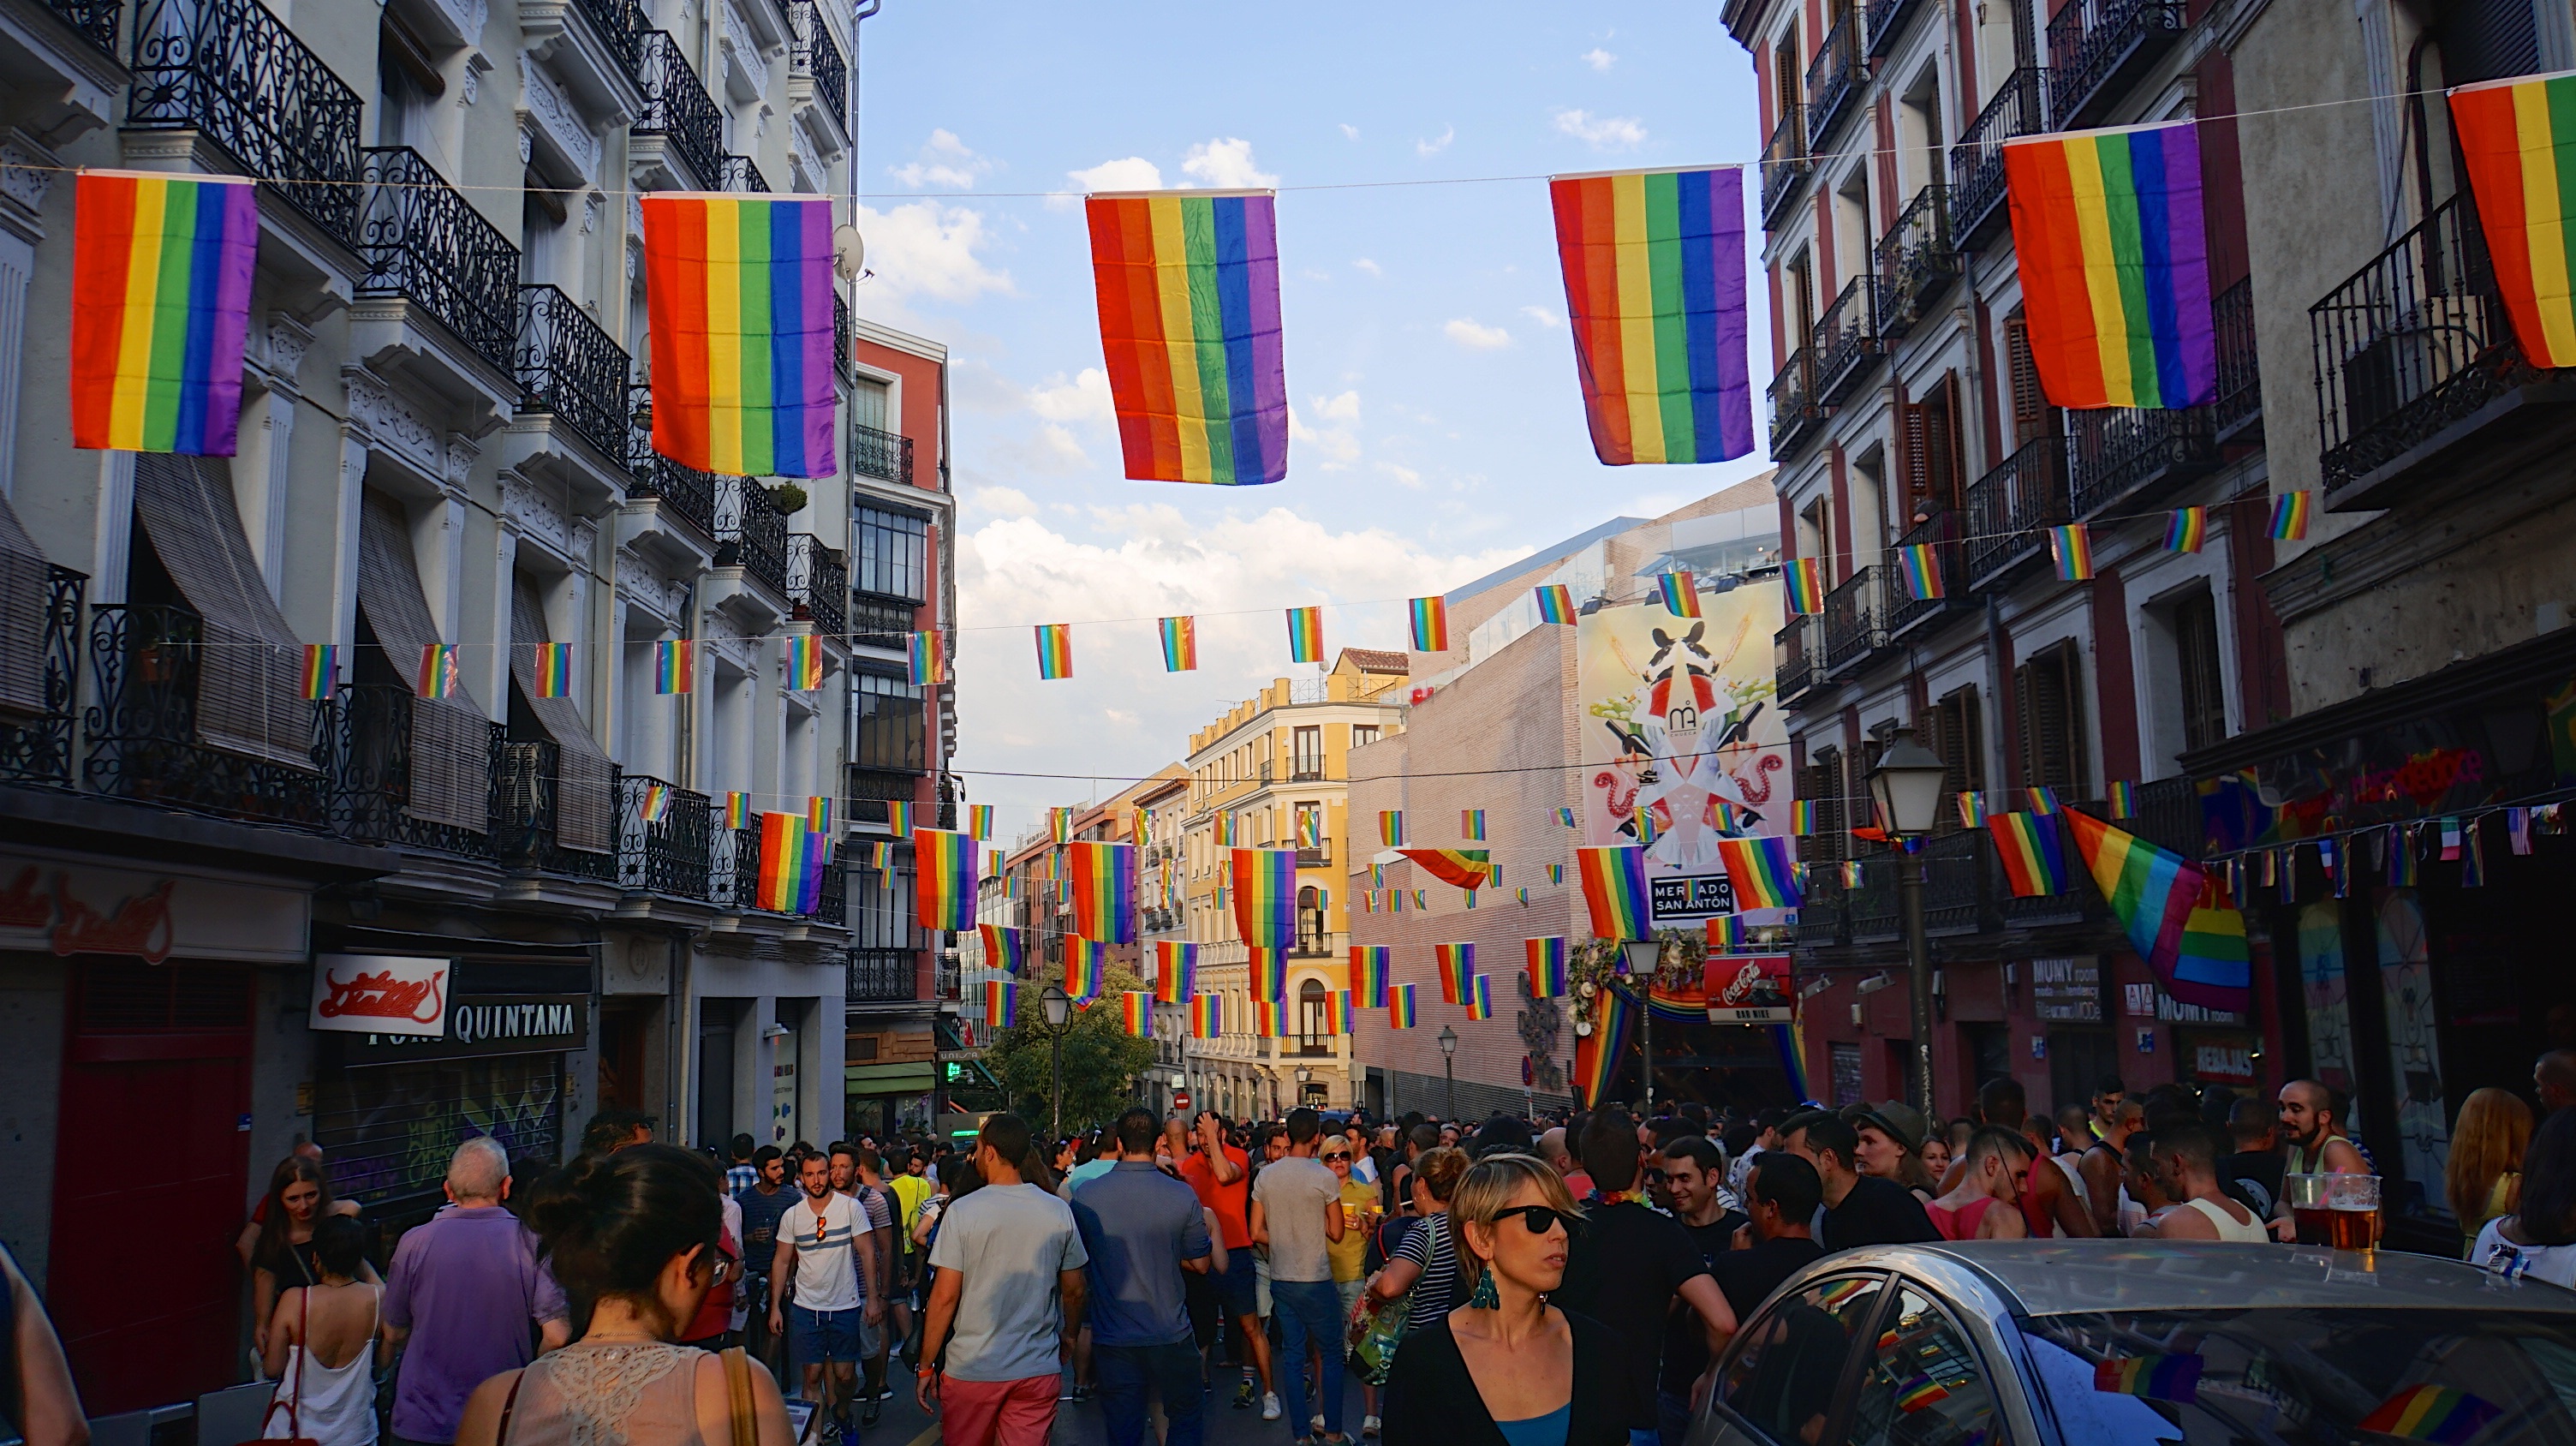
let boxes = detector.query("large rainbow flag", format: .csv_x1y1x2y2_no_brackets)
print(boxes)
639,194,835,476
70,171,259,456
2451,72,2576,367
979,923,1027,975
1434,942,1476,1005
1547,166,1753,464
1716,835,1802,910
755,812,813,913
1084,191,1287,486
1577,845,1653,939
1062,937,1106,1002
1571,985,1637,1105
2066,810,2251,1010
2002,122,2215,409
1070,840,1137,944
912,828,977,932
1229,847,1297,951
1989,813,2071,897
1154,941,1197,1003
1249,945,1288,1001
1349,944,1392,1007
1525,936,1569,998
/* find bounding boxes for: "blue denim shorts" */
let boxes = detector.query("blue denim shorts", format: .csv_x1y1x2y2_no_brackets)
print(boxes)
789,1303,863,1364
1212,1250,1259,1319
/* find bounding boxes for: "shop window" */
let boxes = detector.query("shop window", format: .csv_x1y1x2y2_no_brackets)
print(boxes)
313,1054,564,1231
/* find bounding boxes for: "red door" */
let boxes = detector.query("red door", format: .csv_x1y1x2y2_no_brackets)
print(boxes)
48,960,253,1415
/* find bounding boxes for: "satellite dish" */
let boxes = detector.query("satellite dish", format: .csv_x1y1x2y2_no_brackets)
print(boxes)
833,224,865,282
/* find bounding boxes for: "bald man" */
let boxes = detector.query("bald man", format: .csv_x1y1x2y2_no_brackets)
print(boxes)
2270,1079,2371,1240
2537,1050,2576,1115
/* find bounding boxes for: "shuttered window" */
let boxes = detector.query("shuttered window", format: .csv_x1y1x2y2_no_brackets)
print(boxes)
2174,592,2228,754
2006,315,2054,448
1929,686,1985,829
509,574,612,852
2443,0,2541,87
2014,641,2088,796
1903,374,1965,517
0,488,57,716
1809,748,1846,864
131,456,312,768
358,494,491,832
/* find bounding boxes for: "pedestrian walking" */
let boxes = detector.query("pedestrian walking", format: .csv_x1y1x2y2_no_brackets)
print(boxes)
1778,1113,1940,1252
1652,1138,1744,1446
1252,1108,1350,1444
1708,1155,1824,1324
381,1138,569,1446
1178,1110,1274,1416
734,1146,794,1377
259,1215,379,1446
852,1146,907,1424
2078,1099,2146,1237
769,1150,879,1442
1069,1108,1214,1446
726,1135,760,1197
1363,1145,1469,1336
451,1144,796,1446
1553,1114,1734,1446
915,1114,1090,1446
245,1156,373,1360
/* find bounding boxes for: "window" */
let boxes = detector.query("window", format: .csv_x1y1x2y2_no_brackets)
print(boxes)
1720,1276,1883,1445
2005,312,2056,450
1829,1041,1864,1106
1297,884,1325,954
1928,687,1985,830
1297,977,1330,1055
1807,746,1846,863
850,597,915,637
1903,373,1965,519
854,507,928,602
2174,592,2227,753
1294,802,1323,853
2015,641,2088,797
853,378,890,433
855,849,921,951
852,669,925,771
1291,726,1323,780
1843,1289,1999,1446
1351,725,1380,749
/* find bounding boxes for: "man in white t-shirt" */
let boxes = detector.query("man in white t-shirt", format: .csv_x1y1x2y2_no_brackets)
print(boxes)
772,1151,879,1442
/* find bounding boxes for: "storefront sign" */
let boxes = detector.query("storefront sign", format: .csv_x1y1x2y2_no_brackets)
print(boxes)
0,855,307,964
2122,981,2246,1026
1703,953,1795,1023
2030,957,2103,1023
337,993,588,1065
2185,1033,2260,1085
310,954,450,1037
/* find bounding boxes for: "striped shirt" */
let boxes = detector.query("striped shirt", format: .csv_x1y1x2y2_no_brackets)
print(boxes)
782,1193,870,1312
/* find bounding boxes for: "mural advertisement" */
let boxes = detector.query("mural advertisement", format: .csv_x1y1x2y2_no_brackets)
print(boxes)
2376,888,2452,1219
1576,582,1788,923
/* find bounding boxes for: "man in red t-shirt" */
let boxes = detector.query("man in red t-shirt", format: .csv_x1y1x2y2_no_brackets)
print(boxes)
1178,1111,1275,1417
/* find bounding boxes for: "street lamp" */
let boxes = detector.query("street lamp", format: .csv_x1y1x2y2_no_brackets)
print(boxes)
1041,983,1071,1138
1296,1065,1312,1108
1437,1025,1458,1120
1867,725,1950,1124
1622,939,1664,1113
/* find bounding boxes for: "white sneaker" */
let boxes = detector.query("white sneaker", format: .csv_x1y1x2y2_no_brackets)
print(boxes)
1312,1415,1327,1433
1262,1392,1283,1421
1363,1415,1382,1440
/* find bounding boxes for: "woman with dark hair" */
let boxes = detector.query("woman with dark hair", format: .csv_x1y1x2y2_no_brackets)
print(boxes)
452,1145,795,1446
244,1156,371,1359
259,1216,379,1446
2472,1105,2576,1287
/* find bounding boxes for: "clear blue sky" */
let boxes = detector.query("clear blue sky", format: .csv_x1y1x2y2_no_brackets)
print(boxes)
850,3,1770,830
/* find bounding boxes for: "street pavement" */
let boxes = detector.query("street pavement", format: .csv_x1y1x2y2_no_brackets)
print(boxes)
830,1362,1373,1446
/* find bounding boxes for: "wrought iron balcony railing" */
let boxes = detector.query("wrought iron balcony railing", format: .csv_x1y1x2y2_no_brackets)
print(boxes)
1873,186,1959,340
1920,828,1992,934
834,292,853,383
517,285,632,463
818,858,844,924
571,0,647,84
1964,434,2069,589
1821,565,1890,678
2066,404,2217,519
1776,616,1818,705
1865,0,1926,56
2047,0,2187,128
495,741,616,881
128,0,364,243
790,0,848,129
1846,854,1899,941
0,565,83,788
710,816,743,907
43,0,120,56
1768,348,1821,460
317,683,499,858
626,386,719,537
617,774,711,897
1886,510,1967,639
1950,69,2048,248
1812,275,1881,405
851,421,914,485
635,29,724,188
2212,276,2262,439
2072,775,2202,858
82,604,329,829
786,534,846,636
848,948,916,1001
358,147,521,376
714,475,790,595
1805,13,1863,151
720,153,771,193
1796,867,1846,946
1762,105,1811,225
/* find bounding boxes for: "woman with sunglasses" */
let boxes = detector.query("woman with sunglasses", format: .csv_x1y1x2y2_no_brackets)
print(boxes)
1322,1141,1381,1435
1380,1154,1622,1446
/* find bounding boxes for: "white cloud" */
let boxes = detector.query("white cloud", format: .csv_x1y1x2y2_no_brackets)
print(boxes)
1179,137,1279,188
1287,397,1362,469
1376,461,1423,488
1416,124,1455,158
1351,258,1383,278
1339,122,1362,140
1028,368,1114,425
1553,108,1649,150
890,128,993,188
969,486,1037,517
1444,318,1514,350
1520,304,1565,328
1056,156,1165,209
851,200,1012,320
1311,390,1362,423
1583,47,1617,71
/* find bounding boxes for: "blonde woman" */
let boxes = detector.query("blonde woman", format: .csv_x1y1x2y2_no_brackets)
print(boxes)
1380,1154,1625,1446
2449,1087,2535,1246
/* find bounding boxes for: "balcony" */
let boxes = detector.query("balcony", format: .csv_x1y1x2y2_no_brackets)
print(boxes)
851,421,915,486
848,948,917,1002
786,534,846,636
1804,13,1863,151
790,0,847,129
1776,616,1819,707
571,0,647,84
1999,813,2088,926
517,285,632,464
2066,404,2217,519
1811,276,1881,406
626,388,719,541
1797,867,1846,947
834,292,853,384
617,774,711,898
1295,841,1332,867
317,684,498,858
40,0,120,56
1768,348,1822,460
635,29,724,188
714,475,790,595
356,147,521,377
0,565,84,788
1821,565,1891,679
1886,510,1969,641
1873,186,1959,341
1846,857,1899,941
494,742,616,881
1950,69,2048,248
128,0,364,243
1965,435,2069,590
720,153,771,193
1919,829,1991,935
2211,277,2263,441
2071,775,2203,858
710,822,748,907
1866,0,1926,56
2047,0,2187,129
817,857,844,924
1761,105,1811,226
82,604,328,830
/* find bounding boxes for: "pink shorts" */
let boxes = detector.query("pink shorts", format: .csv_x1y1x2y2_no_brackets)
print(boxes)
936,1372,1058,1446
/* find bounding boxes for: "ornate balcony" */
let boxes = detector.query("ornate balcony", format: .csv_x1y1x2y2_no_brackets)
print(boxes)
1873,186,1959,341
818,859,845,924
2047,0,2187,128
790,0,847,129
1761,105,1810,226
720,153,771,193
1804,13,1863,152
786,534,846,636
834,292,853,383
714,475,790,595
357,147,521,376
1950,69,2048,248
1886,510,1968,641
2212,277,2262,441
1919,829,1991,935
710,818,746,907
571,0,647,82
617,774,711,897
1776,616,1819,707
495,742,616,881
850,422,914,485
128,0,364,243
1811,275,1881,406
1964,435,2069,590
1768,348,1821,461
517,285,632,464
626,387,719,540
0,565,84,788
82,604,328,830
2066,404,2217,519
1865,0,1926,57
635,29,724,188
317,684,499,858
1846,857,1899,941
42,0,120,56
1821,565,1891,679
848,948,916,1002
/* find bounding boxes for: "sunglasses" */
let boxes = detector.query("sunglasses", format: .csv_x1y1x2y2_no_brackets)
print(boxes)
1322,1151,1351,1161
1490,1204,1578,1236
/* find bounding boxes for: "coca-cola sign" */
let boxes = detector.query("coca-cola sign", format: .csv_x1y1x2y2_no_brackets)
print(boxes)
1703,953,1796,1023
309,954,450,1037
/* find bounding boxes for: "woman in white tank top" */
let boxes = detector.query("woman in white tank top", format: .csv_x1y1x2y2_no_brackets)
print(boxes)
259,1216,380,1446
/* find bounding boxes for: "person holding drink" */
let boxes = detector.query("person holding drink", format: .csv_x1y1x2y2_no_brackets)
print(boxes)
1324,1138,1382,1433
2271,1080,2376,1244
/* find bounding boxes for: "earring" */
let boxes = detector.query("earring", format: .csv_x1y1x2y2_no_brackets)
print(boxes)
1468,1265,1500,1310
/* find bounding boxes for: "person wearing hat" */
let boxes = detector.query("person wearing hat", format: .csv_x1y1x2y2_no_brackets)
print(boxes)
1850,1103,1939,1203
1779,1112,1941,1254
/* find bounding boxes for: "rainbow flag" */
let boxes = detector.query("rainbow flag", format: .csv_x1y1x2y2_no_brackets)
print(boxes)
1379,810,1405,846
979,923,1028,975
2270,490,2311,541
1230,847,1297,950
1085,190,1287,486
1434,941,1476,1004
2066,809,2251,1009
1052,807,1076,844
2092,1355,2203,1406
69,171,259,456
417,643,458,701
1547,166,1753,464
1534,584,1576,624
884,800,909,835
1350,944,1392,1007
1253,998,1284,1037
2357,1385,2500,1444
1410,596,1450,651
1989,812,2070,896
1063,936,1106,1002
1399,848,1492,889
1189,993,1223,1038
1958,791,1989,828
1659,571,1702,618
1788,799,1816,836
1547,863,1566,885
984,849,1002,877
2165,506,2207,553
1571,985,1634,1105
1557,807,1578,828
2107,780,2137,820
1297,809,1322,848
912,828,977,931
1035,624,1072,680
1718,835,1802,909
867,841,891,872
2051,523,2095,581
1154,941,1197,1002
530,642,571,698
1896,542,1944,601
1159,615,1197,672
804,795,832,835
725,791,752,829
656,638,694,695
2451,71,2576,367
985,980,1018,1029
1119,990,1153,1037
637,782,672,824
1785,559,1824,615
1321,989,1351,1035
639,194,834,475
1249,945,1287,1001
2001,122,2215,409
300,644,338,701
755,812,813,911
784,635,822,690
1070,840,1137,943
1464,972,1494,1021
1577,845,1653,938
1525,936,1569,997
2027,786,2062,816
965,804,993,840
1386,983,1419,1030
1285,606,1324,663
1893,1377,1951,1413
909,631,944,686
1461,809,1486,840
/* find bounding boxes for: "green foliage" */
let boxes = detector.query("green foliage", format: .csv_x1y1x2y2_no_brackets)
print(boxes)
983,962,1158,1134
766,481,810,515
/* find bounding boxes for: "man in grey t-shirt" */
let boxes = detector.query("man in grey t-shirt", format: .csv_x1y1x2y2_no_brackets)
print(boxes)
1250,1108,1349,1443
917,1114,1089,1446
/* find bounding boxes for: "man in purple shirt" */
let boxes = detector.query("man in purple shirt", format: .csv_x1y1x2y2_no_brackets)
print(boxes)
382,1138,569,1446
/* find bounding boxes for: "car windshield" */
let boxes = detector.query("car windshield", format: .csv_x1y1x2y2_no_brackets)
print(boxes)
2024,1308,2576,1446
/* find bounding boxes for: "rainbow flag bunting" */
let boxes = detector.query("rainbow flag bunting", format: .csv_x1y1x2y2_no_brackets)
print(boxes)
1547,165,1753,464
1349,944,1392,1007
1062,936,1106,1002
2051,523,2095,581
639,782,672,824
1785,559,1825,615
1159,615,1197,672
1840,860,1862,889
1658,571,1702,618
1189,993,1222,1038
1230,847,1297,951
1154,941,1198,1002
2270,490,2312,541
2001,122,2215,409
1253,998,1285,1037
2451,71,2576,368
2165,506,2207,553
1321,989,1351,1036
301,644,338,701
1897,542,1945,601
884,800,909,836
985,980,1018,1029
1399,849,1492,889
1386,983,1419,1030
2092,1355,2204,1406
1894,1377,1951,1413
1547,863,1566,885
1525,936,1569,998
909,631,945,686
1989,813,2070,897
2107,780,2137,820
756,811,814,912
417,643,459,701
639,194,834,475
1717,835,1802,910
1557,808,1578,828
1085,190,1287,486
866,841,891,872
1034,624,1072,680
1285,606,1324,663
966,804,993,840
1249,945,1287,1001
2027,786,2062,816
979,923,1028,975
1534,584,1576,624
1577,845,1653,938
1412,888,1428,909
912,828,977,931
725,791,752,829
1434,942,1476,1004
656,639,694,695
69,171,259,456
1410,596,1450,651
2356,1384,2500,1444
1119,990,1153,1037
1052,807,1076,844
1070,840,1137,943
1958,791,1989,828
1379,810,1405,845
1464,972,1494,1021
2066,809,2251,1010
532,642,572,698
784,635,823,690
1297,809,1323,849
1461,809,1487,840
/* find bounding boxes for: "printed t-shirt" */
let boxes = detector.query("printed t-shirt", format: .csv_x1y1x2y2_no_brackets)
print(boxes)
781,1191,869,1312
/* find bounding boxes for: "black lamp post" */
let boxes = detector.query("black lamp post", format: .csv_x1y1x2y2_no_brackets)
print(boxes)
1622,938,1664,1111
1041,983,1072,1138
1437,1025,1458,1119
1866,725,1951,1124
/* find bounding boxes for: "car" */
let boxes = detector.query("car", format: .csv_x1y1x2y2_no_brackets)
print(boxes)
1690,1240,2576,1446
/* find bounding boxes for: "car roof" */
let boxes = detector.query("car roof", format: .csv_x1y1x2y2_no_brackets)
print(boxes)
1799,1240,2576,1317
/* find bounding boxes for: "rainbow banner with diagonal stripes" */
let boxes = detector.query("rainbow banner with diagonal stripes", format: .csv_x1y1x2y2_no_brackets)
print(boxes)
2066,808,2251,1009
70,171,259,456
1159,615,1197,672
979,923,1027,975
912,828,977,931
1349,944,1391,1007
1577,845,1652,938
1989,812,2071,897
1398,848,1491,889
1154,941,1197,1003
1525,936,1569,998
1716,835,1802,910
1085,190,1287,485
1070,840,1137,943
640,194,835,475
2452,71,2576,368
1229,847,1297,951
1285,606,1324,662
1410,596,1449,651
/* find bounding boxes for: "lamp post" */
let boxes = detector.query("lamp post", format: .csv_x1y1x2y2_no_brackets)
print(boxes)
1437,1025,1458,1120
1867,725,1952,1125
1041,983,1072,1138
1296,1065,1312,1109
1622,938,1664,1112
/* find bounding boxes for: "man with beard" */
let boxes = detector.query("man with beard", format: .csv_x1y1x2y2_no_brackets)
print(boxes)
2269,1079,2375,1240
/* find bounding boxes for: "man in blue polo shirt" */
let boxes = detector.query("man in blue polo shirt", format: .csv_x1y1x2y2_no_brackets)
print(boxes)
1070,1108,1214,1446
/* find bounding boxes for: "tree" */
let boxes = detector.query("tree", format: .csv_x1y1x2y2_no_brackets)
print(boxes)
983,962,1158,1135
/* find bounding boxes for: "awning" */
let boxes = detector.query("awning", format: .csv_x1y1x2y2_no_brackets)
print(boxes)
0,487,56,716
844,1061,936,1093
133,455,310,768
357,493,489,832
508,574,611,851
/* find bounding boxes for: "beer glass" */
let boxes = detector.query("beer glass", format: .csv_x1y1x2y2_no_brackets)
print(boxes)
2285,1173,2333,1246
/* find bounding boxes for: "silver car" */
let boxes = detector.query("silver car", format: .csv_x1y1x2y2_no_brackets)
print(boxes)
1692,1240,2576,1446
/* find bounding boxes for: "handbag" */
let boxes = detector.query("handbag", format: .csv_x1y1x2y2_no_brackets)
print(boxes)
721,1347,755,1446
247,1288,318,1446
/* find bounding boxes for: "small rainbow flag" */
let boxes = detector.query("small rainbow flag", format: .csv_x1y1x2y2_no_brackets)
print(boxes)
2270,490,2312,541
1707,914,1752,952
1464,972,1494,1020
979,923,1027,975
1062,936,1106,1002
983,848,1002,877
1410,595,1450,651
1119,990,1153,1036
1349,944,1391,1007
965,804,993,840
300,644,338,701
1840,860,1863,888
1189,993,1222,1038
1321,989,1351,1035
807,796,833,834
1893,1377,1951,1413
1785,558,1825,615
1658,571,1701,618
883,800,909,835
1214,812,1237,847
1557,807,1578,828
2050,523,2095,582
2092,1355,2203,1406
2066,809,2252,1011
639,194,835,476
1035,624,1072,680
985,980,1018,1029
1070,840,1138,943
1461,809,1486,840
1154,941,1197,1002
1084,190,1287,486
1386,983,1419,1029
1297,809,1322,848
1535,584,1576,623
656,638,694,695
1285,606,1324,663
1788,799,1816,836
1989,812,2071,897
2452,71,2576,367
1717,835,1802,909
1897,542,1944,601
1254,998,1285,1037
1547,863,1566,885
1156,614,1198,672
912,828,977,930
638,782,672,824
867,841,891,872
69,171,259,456
2356,1384,2498,1444
784,635,823,690
1434,941,1476,1003
1958,792,1989,828
1230,847,1297,950
2165,506,2207,553
1248,944,1288,1001
2107,780,2137,820
1411,888,1428,909
756,812,814,912
1525,936,1568,997
2027,786,2062,816
1379,810,1404,845
417,643,458,701
1577,845,1653,938
724,791,752,829
909,631,945,686
1052,807,1076,844
534,642,572,698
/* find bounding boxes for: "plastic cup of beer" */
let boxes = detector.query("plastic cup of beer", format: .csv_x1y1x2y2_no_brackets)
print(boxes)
2329,1174,2382,1262
2285,1174,2333,1246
